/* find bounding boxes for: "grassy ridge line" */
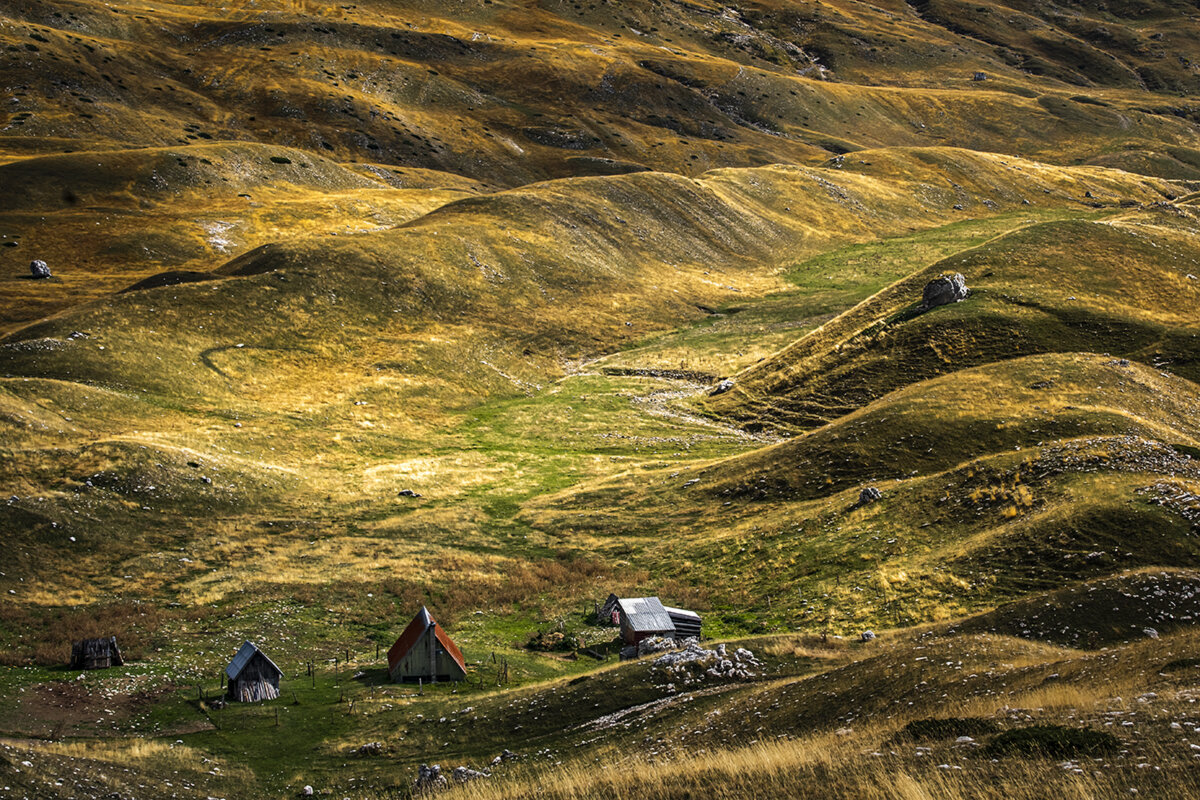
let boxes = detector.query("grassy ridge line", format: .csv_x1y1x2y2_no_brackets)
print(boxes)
0,143,489,335
0,142,391,212
3,1,1200,186
524,353,1200,628
1,149,1177,409
692,353,1200,502
449,624,1200,800
544,353,1200,512
593,208,1106,377
704,204,1200,430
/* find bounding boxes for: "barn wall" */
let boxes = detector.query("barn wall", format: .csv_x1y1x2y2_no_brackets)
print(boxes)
227,652,282,702
70,638,123,670
437,648,466,680
391,628,465,682
393,627,434,680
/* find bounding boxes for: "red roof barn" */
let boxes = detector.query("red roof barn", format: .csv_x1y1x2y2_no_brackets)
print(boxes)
387,607,467,683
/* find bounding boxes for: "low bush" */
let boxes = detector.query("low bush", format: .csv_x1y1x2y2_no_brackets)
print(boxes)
984,725,1120,758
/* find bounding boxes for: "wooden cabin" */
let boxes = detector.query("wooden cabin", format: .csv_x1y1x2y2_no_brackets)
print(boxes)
615,597,676,645
388,607,467,683
70,637,123,670
225,641,283,703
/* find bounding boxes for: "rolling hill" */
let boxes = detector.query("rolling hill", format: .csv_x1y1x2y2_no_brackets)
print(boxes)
2,0,1200,798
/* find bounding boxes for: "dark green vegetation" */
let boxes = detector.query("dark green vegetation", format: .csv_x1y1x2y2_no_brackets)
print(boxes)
982,725,1120,758
3,0,1200,797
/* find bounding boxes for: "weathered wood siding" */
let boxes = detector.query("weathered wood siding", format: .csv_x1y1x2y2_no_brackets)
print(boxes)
390,627,466,682
70,637,123,670
227,651,281,702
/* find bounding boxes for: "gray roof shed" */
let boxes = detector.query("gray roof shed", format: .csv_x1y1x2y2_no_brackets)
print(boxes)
225,641,283,681
617,597,675,634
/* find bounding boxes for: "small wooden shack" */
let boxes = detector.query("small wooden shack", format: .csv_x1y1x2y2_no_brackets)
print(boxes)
616,597,677,645
597,593,620,625
70,637,123,670
388,606,467,683
225,641,283,703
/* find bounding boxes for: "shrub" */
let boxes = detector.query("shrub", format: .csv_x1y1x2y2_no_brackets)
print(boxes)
983,725,1120,758
527,631,577,652
898,717,1000,741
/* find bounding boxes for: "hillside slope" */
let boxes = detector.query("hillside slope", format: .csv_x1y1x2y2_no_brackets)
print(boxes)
703,199,1200,430
3,1,1200,798
527,352,1200,627
1,0,1198,186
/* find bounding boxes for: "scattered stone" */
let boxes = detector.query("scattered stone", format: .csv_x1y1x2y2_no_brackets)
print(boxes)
1143,627,1160,639
638,635,688,657
652,639,760,683
353,741,384,757
1139,481,1200,525
398,488,422,497
710,378,735,396
415,764,447,793
1,336,66,353
29,259,51,279
921,272,969,310
858,486,883,505
451,766,489,784
860,630,877,642
490,749,521,766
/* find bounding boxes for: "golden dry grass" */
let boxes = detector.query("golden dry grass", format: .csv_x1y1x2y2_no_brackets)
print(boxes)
1,1,1200,797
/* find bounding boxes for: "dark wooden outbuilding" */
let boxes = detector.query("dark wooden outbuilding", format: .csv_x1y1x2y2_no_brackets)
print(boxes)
388,607,467,683
665,605,702,639
70,637,123,670
597,593,620,625
225,641,283,703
